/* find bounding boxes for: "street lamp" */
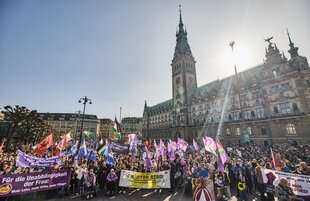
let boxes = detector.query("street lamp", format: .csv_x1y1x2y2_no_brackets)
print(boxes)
75,96,92,156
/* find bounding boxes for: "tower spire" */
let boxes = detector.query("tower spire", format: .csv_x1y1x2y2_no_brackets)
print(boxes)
179,5,182,23
286,27,299,58
178,5,184,33
286,27,293,46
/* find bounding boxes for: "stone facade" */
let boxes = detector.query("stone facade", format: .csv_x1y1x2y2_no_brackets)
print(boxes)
142,9,310,145
99,118,115,141
121,117,143,139
38,113,100,139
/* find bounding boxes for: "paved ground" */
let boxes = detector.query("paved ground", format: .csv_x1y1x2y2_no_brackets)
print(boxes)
46,187,259,201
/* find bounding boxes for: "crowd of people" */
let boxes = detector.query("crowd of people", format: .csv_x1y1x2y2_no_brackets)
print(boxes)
0,139,309,201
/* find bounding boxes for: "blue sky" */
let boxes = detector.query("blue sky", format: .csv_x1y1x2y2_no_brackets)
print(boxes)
1,0,309,119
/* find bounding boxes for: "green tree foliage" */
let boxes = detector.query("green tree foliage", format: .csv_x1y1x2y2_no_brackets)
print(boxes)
2,105,54,151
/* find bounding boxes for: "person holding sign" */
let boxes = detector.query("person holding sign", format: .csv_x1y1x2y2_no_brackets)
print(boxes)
275,178,297,201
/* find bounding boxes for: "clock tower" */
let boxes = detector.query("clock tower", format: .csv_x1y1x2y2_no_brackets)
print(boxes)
171,6,197,134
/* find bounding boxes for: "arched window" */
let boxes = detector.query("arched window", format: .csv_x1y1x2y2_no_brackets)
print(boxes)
274,106,279,114
286,124,296,135
236,128,241,136
292,103,299,113
226,128,231,135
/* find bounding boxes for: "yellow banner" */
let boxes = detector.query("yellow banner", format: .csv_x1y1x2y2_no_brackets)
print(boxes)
119,170,170,189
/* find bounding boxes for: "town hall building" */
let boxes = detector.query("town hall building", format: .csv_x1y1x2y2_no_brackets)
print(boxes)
142,8,310,145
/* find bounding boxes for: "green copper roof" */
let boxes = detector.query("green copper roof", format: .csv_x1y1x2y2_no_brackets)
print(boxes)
191,64,265,103
148,99,173,115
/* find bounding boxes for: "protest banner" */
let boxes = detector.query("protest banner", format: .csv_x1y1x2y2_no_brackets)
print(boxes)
262,168,310,198
119,170,170,189
16,150,64,168
110,140,129,155
0,169,71,197
193,178,215,201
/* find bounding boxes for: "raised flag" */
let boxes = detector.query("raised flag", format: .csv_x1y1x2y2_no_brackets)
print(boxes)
78,137,88,158
153,139,157,149
215,141,228,172
113,117,122,140
98,140,108,155
169,139,177,152
203,136,217,155
69,141,78,156
169,151,176,161
105,145,116,166
146,151,152,171
177,137,188,152
167,142,172,153
83,130,93,137
36,133,53,154
270,148,281,170
0,138,5,152
86,149,97,161
159,139,166,156
55,132,72,155
193,139,199,150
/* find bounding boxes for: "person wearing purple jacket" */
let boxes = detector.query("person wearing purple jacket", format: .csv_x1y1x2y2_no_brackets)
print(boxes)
106,169,118,195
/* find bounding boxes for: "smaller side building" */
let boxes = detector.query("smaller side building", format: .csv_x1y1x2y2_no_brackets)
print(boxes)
99,118,115,141
38,113,99,139
121,117,143,139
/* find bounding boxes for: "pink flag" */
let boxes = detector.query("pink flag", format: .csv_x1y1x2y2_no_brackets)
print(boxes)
159,139,165,156
203,136,217,155
215,140,228,172
169,139,177,151
193,139,199,150
177,137,188,152
0,138,5,152
169,151,175,161
153,139,157,149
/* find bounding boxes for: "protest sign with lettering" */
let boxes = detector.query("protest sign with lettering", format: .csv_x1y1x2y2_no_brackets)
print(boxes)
119,170,170,189
0,169,71,197
16,150,64,168
111,141,129,155
262,168,310,198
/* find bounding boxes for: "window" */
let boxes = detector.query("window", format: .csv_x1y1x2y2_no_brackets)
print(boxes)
306,80,310,88
252,91,261,99
261,127,267,136
281,83,290,91
279,102,291,115
224,114,229,122
274,106,279,114
256,107,265,119
244,110,251,120
247,127,252,135
292,103,299,113
236,128,241,136
286,124,296,135
233,112,240,121
226,128,231,135
271,85,280,94
241,95,248,102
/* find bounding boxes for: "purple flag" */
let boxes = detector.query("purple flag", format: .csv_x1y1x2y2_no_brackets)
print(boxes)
167,142,172,153
146,151,152,171
169,151,175,161
169,139,177,151
177,137,188,152
159,139,165,156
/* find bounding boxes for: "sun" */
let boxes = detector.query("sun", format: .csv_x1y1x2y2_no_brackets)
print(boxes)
218,42,253,75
